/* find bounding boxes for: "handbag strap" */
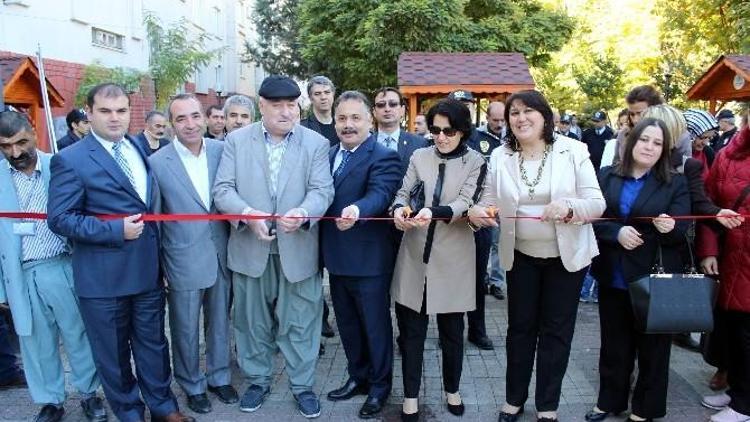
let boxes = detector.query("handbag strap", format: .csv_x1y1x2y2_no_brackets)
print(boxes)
731,183,750,211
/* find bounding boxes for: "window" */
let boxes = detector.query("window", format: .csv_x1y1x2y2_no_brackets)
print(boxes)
92,27,125,51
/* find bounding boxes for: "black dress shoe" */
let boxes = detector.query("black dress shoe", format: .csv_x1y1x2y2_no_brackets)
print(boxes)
468,335,494,350
208,384,239,404
401,410,419,422
447,402,465,416
0,372,26,389
359,396,386,419
35,404,65,422
81,396,108,421
498,407,524,422
538,417,558,422
490,285,505,300
322,320,335,338
187,393,212,414
327,378,369,401
585,408,623,421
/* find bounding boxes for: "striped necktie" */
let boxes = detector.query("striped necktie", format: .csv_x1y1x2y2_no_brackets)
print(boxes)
334,150,352,178
112,140,136,188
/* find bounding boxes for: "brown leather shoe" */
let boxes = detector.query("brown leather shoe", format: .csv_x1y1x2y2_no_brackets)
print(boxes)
152,411,195,422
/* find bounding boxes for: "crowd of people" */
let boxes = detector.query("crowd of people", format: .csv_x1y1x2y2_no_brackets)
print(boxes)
0,74,747,422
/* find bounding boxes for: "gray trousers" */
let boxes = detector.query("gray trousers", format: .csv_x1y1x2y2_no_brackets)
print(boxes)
232,255,322,394
19,255,99,404
167,269,232,395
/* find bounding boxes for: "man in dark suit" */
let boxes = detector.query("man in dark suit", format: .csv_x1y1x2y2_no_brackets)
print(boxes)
372,87,427,176
321,91,402,419
134,111,170,156
149,94,237,414
47,83,191,422
581,111,615,171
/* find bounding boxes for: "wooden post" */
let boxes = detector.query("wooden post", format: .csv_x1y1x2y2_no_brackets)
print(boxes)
709,99,717,115
408,94,417,133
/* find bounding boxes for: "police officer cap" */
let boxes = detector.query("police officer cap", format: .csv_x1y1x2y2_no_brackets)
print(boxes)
591,111,607,122
448,90,474,102
258,75,301,100
717,109,735,120
560,114,572,124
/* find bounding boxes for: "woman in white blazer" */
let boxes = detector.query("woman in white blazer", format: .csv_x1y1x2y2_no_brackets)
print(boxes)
469,90,605,422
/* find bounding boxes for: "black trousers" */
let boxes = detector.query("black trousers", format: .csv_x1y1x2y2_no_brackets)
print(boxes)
467,228,491,338
396,298,464,398
505,250,585,411
596,286,671,418
726,310,750,415
329,274,393,399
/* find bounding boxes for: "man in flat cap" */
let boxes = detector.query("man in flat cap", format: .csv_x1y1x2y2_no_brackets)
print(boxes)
213,75,334,418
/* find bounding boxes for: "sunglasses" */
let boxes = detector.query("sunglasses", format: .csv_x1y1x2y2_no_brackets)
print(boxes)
428,126,458,137
374,101,401,109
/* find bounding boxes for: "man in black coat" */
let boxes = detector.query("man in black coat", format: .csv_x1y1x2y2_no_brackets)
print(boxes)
581,111,615,171
714,109,737,152
56,109,90,150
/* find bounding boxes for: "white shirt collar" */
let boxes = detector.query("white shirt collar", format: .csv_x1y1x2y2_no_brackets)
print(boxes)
173,138,206,158
339,143,361,154
91,130,127,151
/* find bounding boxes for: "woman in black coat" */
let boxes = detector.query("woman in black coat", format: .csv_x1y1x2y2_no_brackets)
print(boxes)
586,118,691,422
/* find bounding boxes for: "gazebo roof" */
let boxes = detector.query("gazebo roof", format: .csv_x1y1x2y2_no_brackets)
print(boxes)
686,54,750,102
397,52,535,94
0,56,65,107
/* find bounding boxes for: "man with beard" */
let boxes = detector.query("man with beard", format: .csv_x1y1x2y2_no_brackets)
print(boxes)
0,110,106,422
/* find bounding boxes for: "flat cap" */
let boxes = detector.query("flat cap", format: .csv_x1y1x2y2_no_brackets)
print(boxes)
258,75,301,100
717,109,735,120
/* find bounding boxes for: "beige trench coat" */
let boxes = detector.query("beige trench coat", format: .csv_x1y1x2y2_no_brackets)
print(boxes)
391,146,486,314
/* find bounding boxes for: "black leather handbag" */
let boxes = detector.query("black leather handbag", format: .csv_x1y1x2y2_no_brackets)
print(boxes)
629,240,718,334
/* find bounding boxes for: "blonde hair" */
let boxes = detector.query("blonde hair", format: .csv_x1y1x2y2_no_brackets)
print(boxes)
642,104,686,150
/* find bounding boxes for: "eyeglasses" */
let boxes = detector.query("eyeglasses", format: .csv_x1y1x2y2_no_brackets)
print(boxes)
374,101,401,109
428,126,458,137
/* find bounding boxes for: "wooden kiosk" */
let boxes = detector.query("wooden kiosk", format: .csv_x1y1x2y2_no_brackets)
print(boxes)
686,54,750,114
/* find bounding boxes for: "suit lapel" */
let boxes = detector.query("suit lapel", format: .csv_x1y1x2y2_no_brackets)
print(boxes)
605,172,624,217
164,143,208,212
329,145,337,173
548,141,569,199
397,131,408,161
250,129,273,198
334,137,372,188
207,140,221,193
275,132,299,198
630,173,661,216
503,149,522,200
86,137,143,204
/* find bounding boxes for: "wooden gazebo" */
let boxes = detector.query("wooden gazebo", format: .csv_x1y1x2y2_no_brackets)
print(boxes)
398,52,536,131
0,56,64,152
686,54,750,114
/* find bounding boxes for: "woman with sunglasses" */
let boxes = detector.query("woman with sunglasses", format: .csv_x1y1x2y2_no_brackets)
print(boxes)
390,99,487,421
469,90,605,422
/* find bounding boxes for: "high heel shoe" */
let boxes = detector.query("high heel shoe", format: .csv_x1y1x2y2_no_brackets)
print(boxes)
447,402,465,416
401,410,419,421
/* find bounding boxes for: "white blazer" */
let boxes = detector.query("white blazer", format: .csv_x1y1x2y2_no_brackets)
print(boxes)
483,135,606,272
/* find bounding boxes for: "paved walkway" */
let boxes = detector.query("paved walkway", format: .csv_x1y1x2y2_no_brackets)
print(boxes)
0,292,717,421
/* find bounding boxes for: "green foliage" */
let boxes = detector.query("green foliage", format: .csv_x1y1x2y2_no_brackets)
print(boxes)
144,13,218,109
74,61,143,107
573,52,625,111
657,0,750,107
258,0,576,92
244,0,306,77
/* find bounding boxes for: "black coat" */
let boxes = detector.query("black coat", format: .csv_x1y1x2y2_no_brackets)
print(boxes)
592,166,691,288
581,126,615,170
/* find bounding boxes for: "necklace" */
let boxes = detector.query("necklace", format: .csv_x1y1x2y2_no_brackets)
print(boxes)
519,145,550,200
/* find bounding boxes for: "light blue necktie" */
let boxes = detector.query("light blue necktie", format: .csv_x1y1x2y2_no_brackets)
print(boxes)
334,150,352,178
112,141,136,188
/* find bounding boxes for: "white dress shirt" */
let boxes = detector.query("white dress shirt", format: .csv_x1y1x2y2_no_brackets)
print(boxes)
92,131,148,203
174,139,210,209
377,129,401,151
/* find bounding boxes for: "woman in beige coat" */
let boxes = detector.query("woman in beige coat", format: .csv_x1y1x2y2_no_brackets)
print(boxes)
390,99,486,421
470,90,605,422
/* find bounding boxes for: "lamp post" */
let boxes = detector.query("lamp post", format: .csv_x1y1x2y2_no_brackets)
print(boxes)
215,63,223,99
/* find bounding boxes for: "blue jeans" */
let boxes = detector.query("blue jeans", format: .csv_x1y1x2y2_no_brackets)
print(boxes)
487,226,506,288
580,270,598,300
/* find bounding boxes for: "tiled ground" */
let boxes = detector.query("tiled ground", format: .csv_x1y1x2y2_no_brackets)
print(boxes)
0,292,717,421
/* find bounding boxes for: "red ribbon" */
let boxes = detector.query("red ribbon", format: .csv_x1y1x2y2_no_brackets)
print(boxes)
0,211,747,223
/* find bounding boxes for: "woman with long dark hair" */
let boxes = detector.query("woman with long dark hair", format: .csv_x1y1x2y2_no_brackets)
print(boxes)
469,90,605,422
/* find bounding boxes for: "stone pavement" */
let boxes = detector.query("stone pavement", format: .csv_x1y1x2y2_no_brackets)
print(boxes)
0,291,717,421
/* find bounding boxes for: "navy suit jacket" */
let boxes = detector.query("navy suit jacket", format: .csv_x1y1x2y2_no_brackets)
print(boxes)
47,134,161,298
320,136,402,277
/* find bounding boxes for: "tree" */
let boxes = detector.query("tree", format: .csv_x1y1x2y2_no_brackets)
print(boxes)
244,0,306,78
248,0,574,92
74,61,144,107
144,13,217,109
657,0,750,107
573,52,625,111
